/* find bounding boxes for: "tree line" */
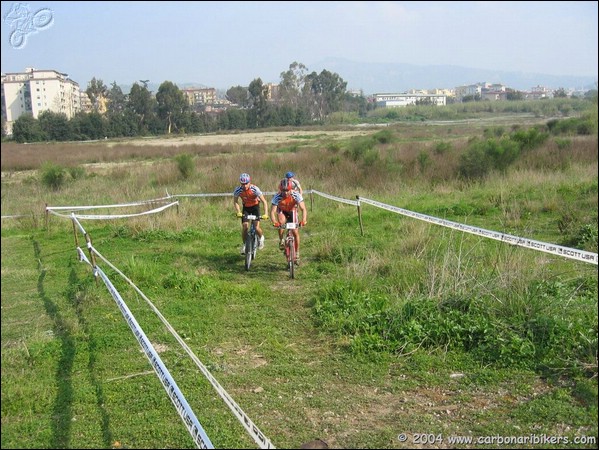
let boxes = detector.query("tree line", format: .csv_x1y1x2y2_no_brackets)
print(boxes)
5,61,370,143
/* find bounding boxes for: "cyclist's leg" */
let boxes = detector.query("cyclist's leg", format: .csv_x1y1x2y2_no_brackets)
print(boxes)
278,210,288,248
293,229,300,253
248,205,263,237
241,207,250,243
291,209,300,258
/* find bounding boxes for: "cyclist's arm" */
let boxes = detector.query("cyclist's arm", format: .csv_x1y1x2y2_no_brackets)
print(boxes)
233,196,242,215
298,201,307,224
269,203,279,223
259,195,268,215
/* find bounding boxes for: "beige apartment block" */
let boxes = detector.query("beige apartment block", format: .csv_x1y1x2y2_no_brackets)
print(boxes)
1,67,81,134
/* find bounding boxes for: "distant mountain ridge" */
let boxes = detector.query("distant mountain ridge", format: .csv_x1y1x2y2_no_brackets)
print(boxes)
309,57,598,94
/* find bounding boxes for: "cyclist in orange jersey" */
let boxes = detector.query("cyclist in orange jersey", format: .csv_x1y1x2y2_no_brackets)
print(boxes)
276,171,303,196
233,173,268,254
270,178,308,263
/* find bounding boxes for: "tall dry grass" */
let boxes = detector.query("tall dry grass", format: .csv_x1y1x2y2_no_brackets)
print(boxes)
2,128,597,231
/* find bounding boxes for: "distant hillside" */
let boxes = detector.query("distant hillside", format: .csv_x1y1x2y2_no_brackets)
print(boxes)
309,57,597,94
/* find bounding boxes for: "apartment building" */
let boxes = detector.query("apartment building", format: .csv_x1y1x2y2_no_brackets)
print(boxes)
265,82,279,101
1,67,81,134
182,87,217,110
455,82,508,101
374,93,447,107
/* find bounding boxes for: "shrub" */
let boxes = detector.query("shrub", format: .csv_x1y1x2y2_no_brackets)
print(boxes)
40,162,66,190
434,141,452,154
373,129,393,144
68,166,86,180
175,153,194,179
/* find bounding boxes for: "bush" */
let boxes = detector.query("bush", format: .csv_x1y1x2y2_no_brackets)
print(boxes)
68,166,86,180
40,162,66,190
175,153,194,179
373,129,393,144
434,141,452,154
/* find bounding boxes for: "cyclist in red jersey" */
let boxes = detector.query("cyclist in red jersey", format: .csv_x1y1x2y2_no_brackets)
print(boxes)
270,178,308,263
276,171,303,196
233,173,268,255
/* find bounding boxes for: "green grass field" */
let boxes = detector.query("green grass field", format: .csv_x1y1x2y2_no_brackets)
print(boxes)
2,107,597,448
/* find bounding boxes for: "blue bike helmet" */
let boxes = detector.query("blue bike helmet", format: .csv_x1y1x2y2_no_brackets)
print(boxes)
285,171,295,178
239,173,250,184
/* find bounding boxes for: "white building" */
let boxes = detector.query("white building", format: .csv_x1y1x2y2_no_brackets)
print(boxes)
374,93,446,107
1,67,81,135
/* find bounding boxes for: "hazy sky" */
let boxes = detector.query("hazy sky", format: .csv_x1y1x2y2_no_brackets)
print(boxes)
2,1,597,90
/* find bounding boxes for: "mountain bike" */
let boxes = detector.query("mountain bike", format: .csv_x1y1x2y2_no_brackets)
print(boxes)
243,214,259,270
278,222,302,279
240,213,267,271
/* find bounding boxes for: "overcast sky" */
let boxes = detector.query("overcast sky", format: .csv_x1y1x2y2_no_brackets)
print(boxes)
2,1,597,90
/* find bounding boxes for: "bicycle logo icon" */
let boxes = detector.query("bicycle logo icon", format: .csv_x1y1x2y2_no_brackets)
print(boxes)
4,2,54,49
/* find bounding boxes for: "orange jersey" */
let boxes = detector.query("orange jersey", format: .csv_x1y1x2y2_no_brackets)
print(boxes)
271,191,303,212
233,184,263,207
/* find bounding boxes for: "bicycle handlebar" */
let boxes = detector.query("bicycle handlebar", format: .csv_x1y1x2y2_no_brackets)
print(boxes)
275,222,303,229
237,213,269,220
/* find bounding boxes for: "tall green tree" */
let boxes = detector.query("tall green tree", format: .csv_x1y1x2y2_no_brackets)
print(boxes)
106,82,127,114
155,81,188,134
248,78,269,128
127,82,155,134
279,61,308,109
85,77,108,112
226,85,249,107
305,70,347,121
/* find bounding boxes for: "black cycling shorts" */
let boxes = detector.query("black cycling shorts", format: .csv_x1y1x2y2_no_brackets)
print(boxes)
242,204,261,223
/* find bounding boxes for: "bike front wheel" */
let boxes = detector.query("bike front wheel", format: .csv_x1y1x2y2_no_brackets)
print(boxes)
287,240,296,279
252,235,258,260
244,234,253,270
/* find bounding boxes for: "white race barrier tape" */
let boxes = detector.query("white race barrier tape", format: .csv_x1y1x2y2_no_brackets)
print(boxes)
89,244,276,449
359,197,598,265
311,189,359,206
72,213,275,448
170,191,279,198
48,201,178,220
76,249,213,449
171,193,234,198
46,196,173,211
